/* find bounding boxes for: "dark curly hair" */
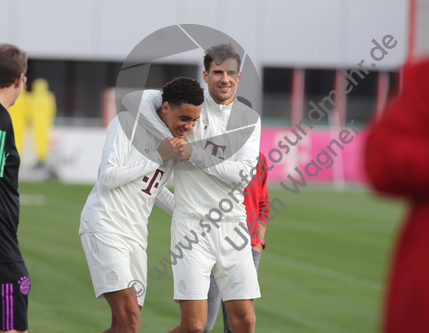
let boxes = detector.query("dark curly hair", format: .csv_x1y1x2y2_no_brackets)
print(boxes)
0,44,27,89
203,44,241,72
162,77,204,108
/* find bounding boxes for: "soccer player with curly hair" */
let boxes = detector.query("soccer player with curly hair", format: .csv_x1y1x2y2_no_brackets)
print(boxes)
80,77,203,333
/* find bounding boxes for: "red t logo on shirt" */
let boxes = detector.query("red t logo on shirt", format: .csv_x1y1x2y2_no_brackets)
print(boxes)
205,140,226,160
141,169,164,195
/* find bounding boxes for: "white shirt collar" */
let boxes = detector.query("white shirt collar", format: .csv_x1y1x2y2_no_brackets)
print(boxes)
205,91,235,113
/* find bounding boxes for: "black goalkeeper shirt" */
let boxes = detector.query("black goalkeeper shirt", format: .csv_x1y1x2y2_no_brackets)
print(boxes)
0,102,23,263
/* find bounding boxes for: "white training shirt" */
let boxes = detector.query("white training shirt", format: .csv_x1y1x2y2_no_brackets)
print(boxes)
79,100,175,249
140,90,261,222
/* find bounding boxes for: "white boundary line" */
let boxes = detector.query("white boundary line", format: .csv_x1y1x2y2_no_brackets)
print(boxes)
265,252,383,290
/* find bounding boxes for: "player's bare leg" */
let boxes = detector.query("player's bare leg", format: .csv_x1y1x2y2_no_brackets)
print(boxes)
0,330,27,333
103,289,141,333
167,300,207,333
223,299,255,333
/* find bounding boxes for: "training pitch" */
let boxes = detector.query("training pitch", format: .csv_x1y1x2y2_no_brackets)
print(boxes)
18,181,405,333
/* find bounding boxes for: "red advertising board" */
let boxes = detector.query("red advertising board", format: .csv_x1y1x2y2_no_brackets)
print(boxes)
260,127,369,183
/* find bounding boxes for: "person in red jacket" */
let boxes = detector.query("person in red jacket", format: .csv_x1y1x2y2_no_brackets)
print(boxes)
203,151,270,333
364,58,429,333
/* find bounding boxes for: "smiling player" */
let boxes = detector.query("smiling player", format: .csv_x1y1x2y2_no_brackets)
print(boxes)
79,77,203,333
166,45,261,333
138,44,261,333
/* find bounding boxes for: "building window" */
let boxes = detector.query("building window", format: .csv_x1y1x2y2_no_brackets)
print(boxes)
27,59,198,126
262,67,292,126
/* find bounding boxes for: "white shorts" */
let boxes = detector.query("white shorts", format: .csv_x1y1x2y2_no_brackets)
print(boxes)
81,232,147,307
170,218,261,301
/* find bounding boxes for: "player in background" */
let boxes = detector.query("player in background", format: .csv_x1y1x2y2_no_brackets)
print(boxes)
204,151,270,333
7,84,30,155
79,77,204,333
0,44,30,333
364,58,429,333
31,78,56,168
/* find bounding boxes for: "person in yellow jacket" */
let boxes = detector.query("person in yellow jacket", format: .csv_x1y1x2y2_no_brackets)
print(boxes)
31,78,56,168
8,84,31,155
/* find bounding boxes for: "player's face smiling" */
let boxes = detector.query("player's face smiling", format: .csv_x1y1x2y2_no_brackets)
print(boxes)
204,58,241,105
163,102,202,139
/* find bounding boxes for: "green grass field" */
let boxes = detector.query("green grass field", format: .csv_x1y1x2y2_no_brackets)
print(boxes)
17,181,406,333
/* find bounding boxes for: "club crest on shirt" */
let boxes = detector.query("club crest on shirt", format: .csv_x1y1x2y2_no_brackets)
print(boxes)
202,117,209,130
18,276,31,295
178,280,186,293
106,271,119,284
144,142,151,155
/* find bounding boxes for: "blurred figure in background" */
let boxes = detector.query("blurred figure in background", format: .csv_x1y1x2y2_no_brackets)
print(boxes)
8,84,31,155
364,58,429,333
31,78,56,168
8,78,56,169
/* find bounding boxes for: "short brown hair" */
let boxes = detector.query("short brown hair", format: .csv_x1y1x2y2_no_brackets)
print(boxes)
203,44,241,72
0,44,27,89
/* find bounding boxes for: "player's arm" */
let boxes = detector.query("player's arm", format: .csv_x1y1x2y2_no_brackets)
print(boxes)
147,89,261,184
99,113,183,192
182,118,261,186
258,162,270,223
154,186,175,216
253,220,267,253
0,113,14,176
98,115,163,191
253,163,270,252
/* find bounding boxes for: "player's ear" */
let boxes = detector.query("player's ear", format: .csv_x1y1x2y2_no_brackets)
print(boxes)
203,71,209,84
161,101,170,114
14,73,24,88
236,71,241,84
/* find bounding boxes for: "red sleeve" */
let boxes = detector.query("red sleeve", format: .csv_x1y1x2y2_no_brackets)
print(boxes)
364,60,429,199
258,160,270,222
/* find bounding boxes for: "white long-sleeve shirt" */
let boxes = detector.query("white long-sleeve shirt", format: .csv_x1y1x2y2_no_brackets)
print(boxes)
140,90,261,222
79,106,175,249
